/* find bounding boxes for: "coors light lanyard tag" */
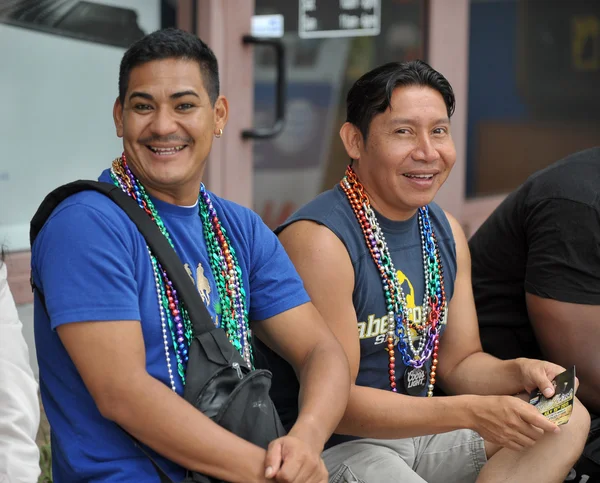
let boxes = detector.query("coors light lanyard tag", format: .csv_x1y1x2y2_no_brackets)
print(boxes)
404,366,427,395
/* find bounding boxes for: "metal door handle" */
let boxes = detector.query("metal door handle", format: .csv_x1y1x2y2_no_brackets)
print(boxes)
242,34,286,140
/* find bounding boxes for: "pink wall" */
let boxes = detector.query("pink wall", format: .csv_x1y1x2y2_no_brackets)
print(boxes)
427,0,506,236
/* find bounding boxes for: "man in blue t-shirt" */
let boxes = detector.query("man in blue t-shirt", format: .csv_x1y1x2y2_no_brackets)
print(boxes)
31,28,350,482
271,60,591,483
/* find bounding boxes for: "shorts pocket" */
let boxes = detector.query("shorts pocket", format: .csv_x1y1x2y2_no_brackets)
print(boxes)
330,464,367,483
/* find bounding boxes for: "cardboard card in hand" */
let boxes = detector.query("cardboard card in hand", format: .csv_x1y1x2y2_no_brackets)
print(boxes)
529,366,575,426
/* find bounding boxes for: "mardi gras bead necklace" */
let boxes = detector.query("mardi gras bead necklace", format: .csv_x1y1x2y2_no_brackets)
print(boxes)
340,166,446,397
110,155,252,392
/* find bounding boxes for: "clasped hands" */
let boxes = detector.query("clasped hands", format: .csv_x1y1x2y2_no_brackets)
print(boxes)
261,434,328,483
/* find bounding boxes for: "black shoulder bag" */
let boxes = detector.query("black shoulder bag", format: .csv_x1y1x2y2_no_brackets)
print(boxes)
30,180,286,483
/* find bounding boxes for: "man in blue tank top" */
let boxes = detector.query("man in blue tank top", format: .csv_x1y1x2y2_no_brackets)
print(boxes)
272,61,591,482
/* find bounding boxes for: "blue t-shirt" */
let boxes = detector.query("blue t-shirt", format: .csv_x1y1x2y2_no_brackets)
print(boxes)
31,169,310,482
262,185,456,448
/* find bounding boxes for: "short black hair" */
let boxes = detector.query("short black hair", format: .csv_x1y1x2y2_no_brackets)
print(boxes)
346,60,455,140
118,28,219,106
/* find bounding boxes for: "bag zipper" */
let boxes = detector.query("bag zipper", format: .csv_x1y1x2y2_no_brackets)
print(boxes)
232,362,244,379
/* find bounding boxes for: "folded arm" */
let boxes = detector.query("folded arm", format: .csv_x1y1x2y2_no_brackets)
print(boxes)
57,319,270,483
252,303,351,452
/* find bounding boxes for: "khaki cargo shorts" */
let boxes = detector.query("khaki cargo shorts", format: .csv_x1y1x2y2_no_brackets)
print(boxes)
324,429,487,483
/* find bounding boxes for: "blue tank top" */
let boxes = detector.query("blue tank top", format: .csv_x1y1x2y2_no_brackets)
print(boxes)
255,185,457,447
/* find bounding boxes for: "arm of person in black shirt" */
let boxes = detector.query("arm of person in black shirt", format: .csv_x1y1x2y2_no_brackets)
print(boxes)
527,295,600,414
524,198,600,415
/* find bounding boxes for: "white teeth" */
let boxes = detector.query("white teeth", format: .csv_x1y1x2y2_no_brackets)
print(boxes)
404,174,433,179
149,145,185,154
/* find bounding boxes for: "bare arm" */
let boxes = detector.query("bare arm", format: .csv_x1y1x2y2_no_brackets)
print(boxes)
436,213,527,395
437,213,564,397
527,294,600,414
252,302,351,451
278,221,478,439
57,320,269,483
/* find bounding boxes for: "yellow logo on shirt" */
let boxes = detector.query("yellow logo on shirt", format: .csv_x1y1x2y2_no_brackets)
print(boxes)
357,269,427,344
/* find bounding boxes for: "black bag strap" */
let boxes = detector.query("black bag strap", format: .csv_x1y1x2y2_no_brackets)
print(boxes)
30,180,216,337
122,429,213,482
126,432,174,483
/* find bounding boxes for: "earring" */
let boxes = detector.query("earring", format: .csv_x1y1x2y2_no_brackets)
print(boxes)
215,128,223,138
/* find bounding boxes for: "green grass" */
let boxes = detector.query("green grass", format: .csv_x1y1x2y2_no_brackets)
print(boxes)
37,397,52,483
38,437,52,483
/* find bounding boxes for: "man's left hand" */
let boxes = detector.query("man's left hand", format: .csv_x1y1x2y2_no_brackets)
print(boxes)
264,435,328,483
517,358,573,398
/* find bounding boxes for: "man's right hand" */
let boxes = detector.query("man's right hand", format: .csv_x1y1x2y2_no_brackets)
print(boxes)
466,395,560,451
263,435,328,483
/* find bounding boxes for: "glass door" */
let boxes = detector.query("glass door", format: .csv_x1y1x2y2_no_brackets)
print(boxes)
251,0,429,228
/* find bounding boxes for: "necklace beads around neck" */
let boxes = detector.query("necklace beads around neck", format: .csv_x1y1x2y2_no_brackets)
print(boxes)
340,165,446,396
110,155,253,392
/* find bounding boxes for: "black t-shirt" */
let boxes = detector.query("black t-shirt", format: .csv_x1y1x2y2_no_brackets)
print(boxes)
469,147,600,360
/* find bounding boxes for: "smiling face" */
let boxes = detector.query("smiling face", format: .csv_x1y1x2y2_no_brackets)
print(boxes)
113,58,228,205
340,85,456,220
